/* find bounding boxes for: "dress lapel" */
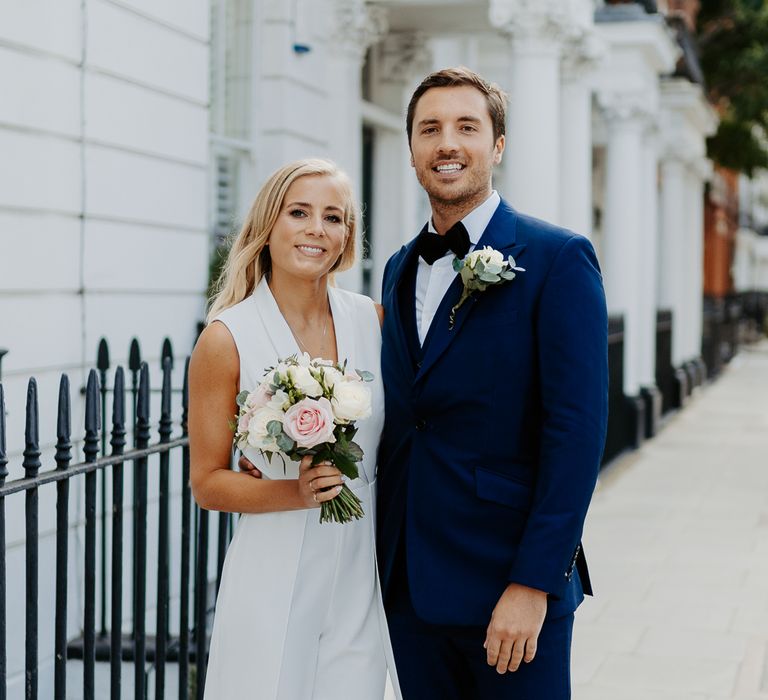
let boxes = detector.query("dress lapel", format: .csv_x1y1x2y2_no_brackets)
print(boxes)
252,278,300,362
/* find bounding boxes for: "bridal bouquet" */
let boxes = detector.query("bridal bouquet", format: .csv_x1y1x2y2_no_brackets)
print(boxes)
232,353,374,524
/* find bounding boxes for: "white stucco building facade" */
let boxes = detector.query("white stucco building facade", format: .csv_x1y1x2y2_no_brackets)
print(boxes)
0,0,732,696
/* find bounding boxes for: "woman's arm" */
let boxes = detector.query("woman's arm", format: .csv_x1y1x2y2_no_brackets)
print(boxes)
374,302,384,329
189,321,342,513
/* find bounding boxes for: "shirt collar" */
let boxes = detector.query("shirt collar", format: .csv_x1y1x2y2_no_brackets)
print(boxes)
426,190,500,245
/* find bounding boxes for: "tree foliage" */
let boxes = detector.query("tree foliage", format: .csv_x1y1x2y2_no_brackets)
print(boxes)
697,0,768,174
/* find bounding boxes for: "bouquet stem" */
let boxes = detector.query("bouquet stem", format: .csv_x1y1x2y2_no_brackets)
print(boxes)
319,484,365,524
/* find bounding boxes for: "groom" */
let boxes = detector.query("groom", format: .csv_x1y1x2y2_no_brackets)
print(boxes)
377,67,608,698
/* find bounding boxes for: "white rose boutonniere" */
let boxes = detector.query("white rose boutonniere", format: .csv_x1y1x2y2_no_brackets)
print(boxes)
449,246,525,329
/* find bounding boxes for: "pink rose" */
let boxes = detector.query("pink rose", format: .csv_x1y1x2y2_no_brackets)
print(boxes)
282,397,336,449
246,382,272,410
238,411,252,434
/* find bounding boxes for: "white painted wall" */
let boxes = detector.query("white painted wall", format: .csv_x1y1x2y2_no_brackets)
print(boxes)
0,1,210,695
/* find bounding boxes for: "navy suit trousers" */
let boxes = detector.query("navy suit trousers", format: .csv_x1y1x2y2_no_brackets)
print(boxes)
386,546,573,700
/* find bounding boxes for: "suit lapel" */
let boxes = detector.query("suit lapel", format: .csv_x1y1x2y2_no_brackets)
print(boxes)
415,200,527,384
386,234,423,375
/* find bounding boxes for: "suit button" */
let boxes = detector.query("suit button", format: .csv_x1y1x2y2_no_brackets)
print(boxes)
415,419,426,431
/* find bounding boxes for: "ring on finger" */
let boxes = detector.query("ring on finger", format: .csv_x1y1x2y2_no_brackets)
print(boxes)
309,479,316,493
313,492,319,503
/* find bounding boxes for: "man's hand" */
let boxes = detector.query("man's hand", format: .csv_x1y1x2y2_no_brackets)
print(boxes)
484,583,547,674
237,454,263,478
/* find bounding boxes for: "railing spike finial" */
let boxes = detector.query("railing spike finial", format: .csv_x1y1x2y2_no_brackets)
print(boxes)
161,338,174,371
128,339,141,373
85,370,101,434
97,338,110,372
111,366,128,460
0,383,7,483
137,363,150,426
113,367,125,429
160,358,173,439
23,378,41,478
55,375,72,470
84,371,101,465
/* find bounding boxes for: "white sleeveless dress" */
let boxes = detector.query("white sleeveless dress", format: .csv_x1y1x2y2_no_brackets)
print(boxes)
203,278,400,700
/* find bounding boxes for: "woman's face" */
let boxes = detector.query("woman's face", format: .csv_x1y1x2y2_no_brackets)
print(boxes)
267,174,349,283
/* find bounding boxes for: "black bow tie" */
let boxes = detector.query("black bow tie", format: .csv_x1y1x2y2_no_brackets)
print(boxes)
416,221,471,265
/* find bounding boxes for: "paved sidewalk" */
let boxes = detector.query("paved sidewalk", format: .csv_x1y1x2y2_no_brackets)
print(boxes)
573,341,768,699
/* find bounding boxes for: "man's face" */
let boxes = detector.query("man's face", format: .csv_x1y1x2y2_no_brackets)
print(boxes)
409,85,504,209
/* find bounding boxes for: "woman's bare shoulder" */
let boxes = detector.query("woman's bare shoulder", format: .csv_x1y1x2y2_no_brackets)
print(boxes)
191,321,239,377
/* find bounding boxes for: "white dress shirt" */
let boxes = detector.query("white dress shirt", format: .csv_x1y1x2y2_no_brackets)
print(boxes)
415,190,501,344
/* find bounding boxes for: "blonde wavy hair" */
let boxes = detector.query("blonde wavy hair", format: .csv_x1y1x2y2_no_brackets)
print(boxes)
207,158,358,323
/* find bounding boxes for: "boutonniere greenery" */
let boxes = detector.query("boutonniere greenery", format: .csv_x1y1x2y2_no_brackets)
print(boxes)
449,246,525,329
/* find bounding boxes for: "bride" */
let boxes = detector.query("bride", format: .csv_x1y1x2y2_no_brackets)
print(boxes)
189,159,399,699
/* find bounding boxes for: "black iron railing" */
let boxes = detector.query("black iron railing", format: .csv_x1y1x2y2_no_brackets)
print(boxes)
655,309,676,413
0,338,232,700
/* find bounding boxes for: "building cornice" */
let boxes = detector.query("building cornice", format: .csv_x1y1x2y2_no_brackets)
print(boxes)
489,0,575,47
595,14,680,74
377,31,431,83
661,78,718,138
331,0,389,60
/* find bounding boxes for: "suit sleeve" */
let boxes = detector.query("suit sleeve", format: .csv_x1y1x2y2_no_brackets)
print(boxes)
381,247,405,302
508,234,609,599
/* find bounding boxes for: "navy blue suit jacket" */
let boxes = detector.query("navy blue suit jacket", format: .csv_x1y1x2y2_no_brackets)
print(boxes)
376,199,609,626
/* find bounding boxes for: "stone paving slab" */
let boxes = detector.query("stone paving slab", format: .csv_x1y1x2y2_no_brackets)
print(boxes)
574,341,768,699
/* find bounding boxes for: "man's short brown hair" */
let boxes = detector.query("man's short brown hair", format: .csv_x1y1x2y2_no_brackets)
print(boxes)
406,66,508,146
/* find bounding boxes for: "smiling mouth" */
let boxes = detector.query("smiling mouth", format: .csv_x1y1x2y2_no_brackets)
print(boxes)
296,244,326,255
433,163,465,174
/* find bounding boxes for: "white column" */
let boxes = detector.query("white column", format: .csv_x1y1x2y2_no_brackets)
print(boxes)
328,0,387,293
685,162,708,360
327,1,388,189
659,154,689,365
601,100,649,396
659,79,718,365
638,128,660,387
368,32,432,298
559,49,596,236
490,5,568,222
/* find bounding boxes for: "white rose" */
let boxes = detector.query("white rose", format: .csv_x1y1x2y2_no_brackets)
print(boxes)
245,407,284,450
267,389,290,412
482,247,504,265
466,247,504,273
288,365,323,398
464,250,480,268
332,379,372,422
320,365,344,388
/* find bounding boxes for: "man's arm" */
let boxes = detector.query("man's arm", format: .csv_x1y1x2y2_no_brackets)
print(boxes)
485,234,608,674
509,233,608,596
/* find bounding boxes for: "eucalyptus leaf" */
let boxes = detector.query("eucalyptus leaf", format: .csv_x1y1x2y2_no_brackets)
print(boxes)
267,420,283,437
479,272,501,283
355,369,374,382
236,391,249,408
276,432,295,453
453,258,464,272
345,441,364,461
